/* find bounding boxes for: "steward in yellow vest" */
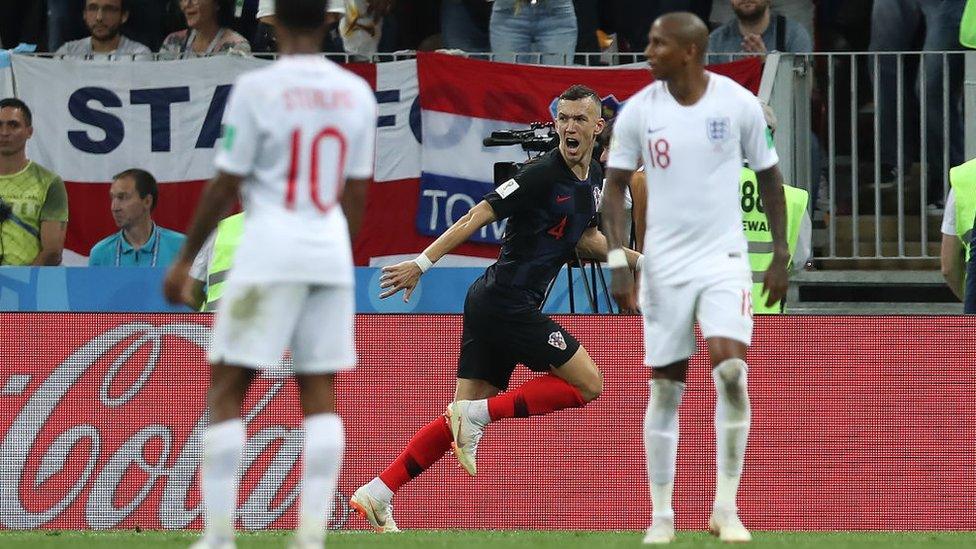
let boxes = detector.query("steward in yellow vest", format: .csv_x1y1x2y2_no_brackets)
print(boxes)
947,159,976,311
203,212,245,311
962,0,976,48
740,167,808,313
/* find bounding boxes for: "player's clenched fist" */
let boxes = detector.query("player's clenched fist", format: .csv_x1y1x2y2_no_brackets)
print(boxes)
379,260,423,301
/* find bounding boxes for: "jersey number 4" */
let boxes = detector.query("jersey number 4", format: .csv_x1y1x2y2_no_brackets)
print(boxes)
547,215,568,239
286,127,348,213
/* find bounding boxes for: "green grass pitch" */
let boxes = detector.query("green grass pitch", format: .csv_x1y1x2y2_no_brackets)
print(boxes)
1,530,974,548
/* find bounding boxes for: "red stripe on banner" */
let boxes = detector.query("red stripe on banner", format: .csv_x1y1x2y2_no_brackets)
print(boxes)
344,62,377,90
353,178,498,265
64,180,208,256
418,52,762,121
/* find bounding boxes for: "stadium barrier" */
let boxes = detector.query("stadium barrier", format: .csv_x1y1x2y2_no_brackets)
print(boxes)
2,313,973,531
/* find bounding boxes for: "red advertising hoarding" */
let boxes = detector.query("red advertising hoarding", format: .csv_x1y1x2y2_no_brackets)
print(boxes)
1,314,974,530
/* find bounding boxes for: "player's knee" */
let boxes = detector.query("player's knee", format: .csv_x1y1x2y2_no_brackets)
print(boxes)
712,358,749,407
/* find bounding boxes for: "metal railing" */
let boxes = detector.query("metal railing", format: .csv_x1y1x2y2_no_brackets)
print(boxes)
772,51,973,265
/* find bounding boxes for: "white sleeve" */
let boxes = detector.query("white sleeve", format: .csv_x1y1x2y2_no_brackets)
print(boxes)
942,188,956,235
214,79,260,177
257,0,274,18
606,96,643,171
190,233,216,282
740,94,779,172
791,209,812,274
327,0,346,13
345,85,377,179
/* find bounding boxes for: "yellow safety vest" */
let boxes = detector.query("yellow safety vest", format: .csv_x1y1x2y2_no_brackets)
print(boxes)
204,213,244,312
949,159,976,268
962,0,976,48
740,168,808,314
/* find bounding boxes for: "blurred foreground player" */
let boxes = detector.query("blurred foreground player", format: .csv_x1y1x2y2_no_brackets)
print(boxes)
603,12,789,544
351,85,643,531
162,0,376,547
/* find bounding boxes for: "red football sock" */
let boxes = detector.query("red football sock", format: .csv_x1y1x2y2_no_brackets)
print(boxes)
378,416,453,492
487,374,586,420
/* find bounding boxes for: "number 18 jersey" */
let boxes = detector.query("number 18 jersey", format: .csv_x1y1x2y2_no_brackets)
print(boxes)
607,73,778,285
215,55,377,286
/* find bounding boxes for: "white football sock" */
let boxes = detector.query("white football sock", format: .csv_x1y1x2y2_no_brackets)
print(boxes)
297,414,345,541
366,476,394,502
466,399,491,426
712,358,751,510
201,419,245,540
644,378,685,519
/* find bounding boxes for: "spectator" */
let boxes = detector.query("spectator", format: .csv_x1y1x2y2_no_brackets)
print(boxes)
490,0,578,65
711,0,814,38
56,0,152,58
159,0,251,59
0,0,45,50
253,0,345,52
47,0,89,52
88,169,185,267
0,98,68,266
707,0,813,63
870,0,965,213
442,0,491,53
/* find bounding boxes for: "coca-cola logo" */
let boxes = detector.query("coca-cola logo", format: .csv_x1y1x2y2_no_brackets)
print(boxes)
0,321,351,530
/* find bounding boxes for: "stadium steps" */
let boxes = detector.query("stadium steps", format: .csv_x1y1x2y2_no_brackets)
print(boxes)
787,270,960,313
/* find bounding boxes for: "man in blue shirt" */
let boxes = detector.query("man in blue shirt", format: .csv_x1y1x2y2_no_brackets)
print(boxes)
706,0,813,64
89,168,185,266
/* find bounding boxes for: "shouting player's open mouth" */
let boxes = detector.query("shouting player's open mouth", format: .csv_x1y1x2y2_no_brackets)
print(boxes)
564,137,581,155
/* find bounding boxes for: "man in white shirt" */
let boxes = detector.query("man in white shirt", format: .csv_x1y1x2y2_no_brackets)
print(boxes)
603,12,789,545
55,0,151,59
163,1,376,548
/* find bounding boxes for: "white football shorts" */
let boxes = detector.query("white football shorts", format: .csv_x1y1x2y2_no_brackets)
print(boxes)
208,282,356,373
640,271,753,367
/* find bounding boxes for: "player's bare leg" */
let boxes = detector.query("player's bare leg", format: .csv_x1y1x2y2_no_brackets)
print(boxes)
289,373,343,549
643,360,688,545
353,379,500,532
706,337,752,543
448,346,601,475
191,363,256,549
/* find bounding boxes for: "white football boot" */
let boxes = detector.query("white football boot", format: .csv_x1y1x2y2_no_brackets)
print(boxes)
708,507,752,543
350,484,401,533
445,400,487,476
642,515,676,544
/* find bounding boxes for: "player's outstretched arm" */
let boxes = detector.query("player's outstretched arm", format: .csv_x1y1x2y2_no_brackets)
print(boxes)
603,167,639,313
576,227,643,270
163,172,242,305
755,165,790,307
379,200,497,302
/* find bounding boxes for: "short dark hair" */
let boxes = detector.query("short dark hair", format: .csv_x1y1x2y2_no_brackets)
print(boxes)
558,84,601,106
84,0,129,11
0,98,33,126
114,168,159,211
276,0,327,31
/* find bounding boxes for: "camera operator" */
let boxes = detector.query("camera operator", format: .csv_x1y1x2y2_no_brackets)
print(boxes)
0,98,68,266
350,84,643,529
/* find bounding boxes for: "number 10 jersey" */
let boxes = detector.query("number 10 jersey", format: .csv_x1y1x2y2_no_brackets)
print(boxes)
214,55,377,286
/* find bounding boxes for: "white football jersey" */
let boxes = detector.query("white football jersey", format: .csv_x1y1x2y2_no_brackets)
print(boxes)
215,55,376,285
607,73,778,285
